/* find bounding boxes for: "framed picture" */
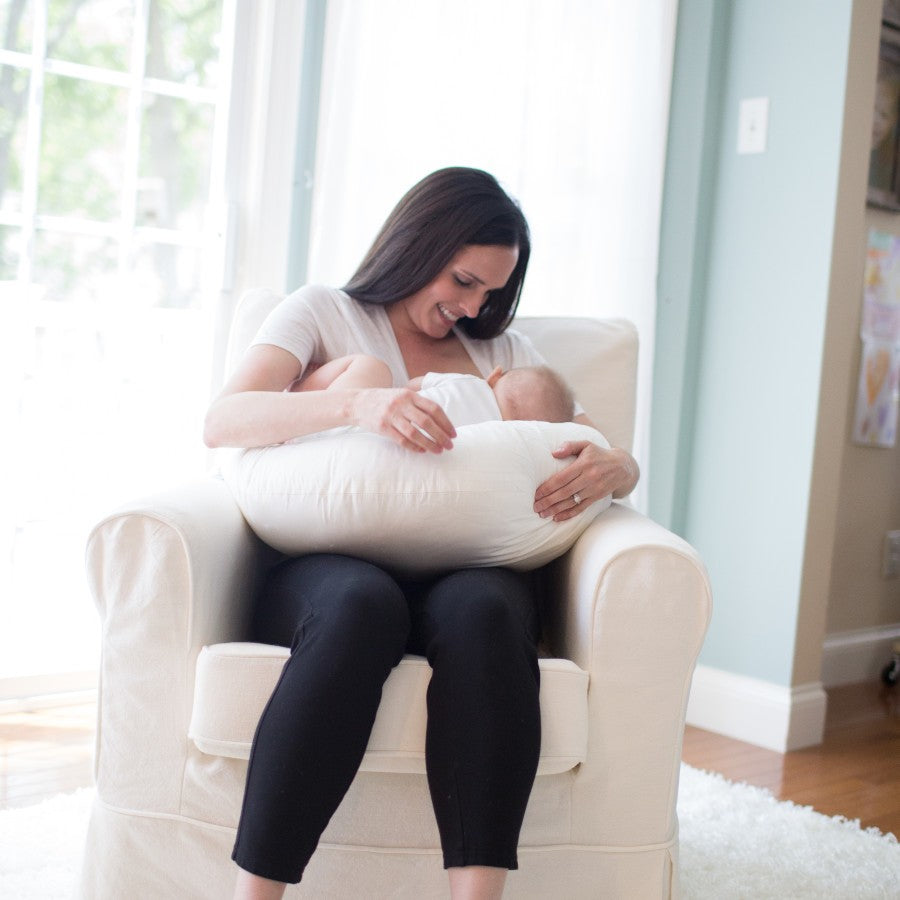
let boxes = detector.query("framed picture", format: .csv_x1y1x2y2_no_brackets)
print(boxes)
868,26,900,211
885,0,900,30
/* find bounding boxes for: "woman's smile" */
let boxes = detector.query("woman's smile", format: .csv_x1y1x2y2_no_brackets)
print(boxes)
437,303,461,325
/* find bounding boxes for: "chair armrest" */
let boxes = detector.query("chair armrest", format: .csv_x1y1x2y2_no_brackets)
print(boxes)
85,476,271,812
544,502,711,668
543,501,712,845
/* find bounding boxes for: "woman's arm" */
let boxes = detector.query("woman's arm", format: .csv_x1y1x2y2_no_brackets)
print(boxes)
203,344,456,452
532,412,639,522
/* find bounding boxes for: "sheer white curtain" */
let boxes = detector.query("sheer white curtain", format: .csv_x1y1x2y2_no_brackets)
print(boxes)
307,0,677,508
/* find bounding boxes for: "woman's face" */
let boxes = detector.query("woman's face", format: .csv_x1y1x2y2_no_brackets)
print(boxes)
391,244,519,339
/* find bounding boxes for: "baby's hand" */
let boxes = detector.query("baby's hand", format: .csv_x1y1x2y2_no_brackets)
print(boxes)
405,376,425,391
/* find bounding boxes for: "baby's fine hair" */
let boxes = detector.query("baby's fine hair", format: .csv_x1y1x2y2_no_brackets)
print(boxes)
498,366,574,423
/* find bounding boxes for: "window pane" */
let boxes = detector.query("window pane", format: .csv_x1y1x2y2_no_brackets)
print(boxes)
6,301,206,680
38,73,127,220
146,0,223,88
132,239,204,309
8,312,104,679
32,230,118,301
0,224,21,277
18,307,207,518
3,0,234,689
0,0,33,52
138,91,213,231
0,64,30,215
46,0,133,71
5,519,100,676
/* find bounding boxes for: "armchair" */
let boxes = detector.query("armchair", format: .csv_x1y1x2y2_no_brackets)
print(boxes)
79,290,711,899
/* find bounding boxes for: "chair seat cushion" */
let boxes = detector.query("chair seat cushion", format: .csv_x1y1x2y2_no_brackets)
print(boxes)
220,420,611,575
189,642,590,776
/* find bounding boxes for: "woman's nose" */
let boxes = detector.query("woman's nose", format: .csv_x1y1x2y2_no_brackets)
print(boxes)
459,294,486,317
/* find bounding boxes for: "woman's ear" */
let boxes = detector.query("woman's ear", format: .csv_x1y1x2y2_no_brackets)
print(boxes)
486,365,504,388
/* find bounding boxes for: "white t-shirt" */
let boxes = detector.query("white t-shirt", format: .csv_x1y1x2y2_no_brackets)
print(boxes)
252,283,565,390
419,372,502,426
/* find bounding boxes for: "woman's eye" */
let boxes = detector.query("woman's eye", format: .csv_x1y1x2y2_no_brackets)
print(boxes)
453,275,473,287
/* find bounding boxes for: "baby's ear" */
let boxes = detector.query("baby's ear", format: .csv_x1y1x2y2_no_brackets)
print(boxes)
486,366,504,388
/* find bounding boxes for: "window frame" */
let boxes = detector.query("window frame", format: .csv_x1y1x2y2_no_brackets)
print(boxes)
0,0,234,293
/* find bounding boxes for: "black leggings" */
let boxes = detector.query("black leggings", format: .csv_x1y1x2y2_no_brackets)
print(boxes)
231,554,541,884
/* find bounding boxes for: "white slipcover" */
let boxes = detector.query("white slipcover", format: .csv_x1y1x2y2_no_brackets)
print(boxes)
78,291,712,899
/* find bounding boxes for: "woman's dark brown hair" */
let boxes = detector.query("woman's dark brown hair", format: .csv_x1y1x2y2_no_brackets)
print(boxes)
342,167,530,339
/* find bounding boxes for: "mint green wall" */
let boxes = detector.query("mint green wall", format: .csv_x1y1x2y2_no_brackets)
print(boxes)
652,0,854,685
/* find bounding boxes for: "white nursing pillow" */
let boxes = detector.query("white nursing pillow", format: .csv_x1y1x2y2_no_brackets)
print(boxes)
223,420,612,575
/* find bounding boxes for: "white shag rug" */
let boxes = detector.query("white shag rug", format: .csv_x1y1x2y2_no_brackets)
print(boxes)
2,766,899,899
677,765,900,899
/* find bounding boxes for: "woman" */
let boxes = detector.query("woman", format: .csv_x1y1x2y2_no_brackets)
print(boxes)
204,167,639,900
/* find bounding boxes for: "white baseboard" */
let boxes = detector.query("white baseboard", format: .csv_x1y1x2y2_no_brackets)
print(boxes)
0,669,97,712
686,664,827,752
821,624,900,688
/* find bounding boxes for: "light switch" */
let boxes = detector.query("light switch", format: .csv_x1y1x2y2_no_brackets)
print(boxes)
737,97,769,154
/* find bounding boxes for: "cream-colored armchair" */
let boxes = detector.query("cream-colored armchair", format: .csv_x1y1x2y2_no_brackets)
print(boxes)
79,290,711,899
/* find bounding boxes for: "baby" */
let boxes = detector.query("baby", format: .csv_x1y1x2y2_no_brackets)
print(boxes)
291,354,574,427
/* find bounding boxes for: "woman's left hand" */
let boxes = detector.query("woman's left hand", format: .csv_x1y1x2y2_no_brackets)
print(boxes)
533,441,639,522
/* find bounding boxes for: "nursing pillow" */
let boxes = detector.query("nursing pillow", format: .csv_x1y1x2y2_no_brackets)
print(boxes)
222,420,612,575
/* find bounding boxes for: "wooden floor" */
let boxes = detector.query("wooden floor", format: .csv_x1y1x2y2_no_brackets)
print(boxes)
682,680,900,837
0,696,96,809
0,699,96,809
1,682,898,838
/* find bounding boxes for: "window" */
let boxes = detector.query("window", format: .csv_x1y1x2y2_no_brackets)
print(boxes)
0,0,235,692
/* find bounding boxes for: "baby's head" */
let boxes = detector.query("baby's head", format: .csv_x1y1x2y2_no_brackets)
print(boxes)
487,365,574,423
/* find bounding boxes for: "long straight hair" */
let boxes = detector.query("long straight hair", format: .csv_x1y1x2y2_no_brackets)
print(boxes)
342,167,530,339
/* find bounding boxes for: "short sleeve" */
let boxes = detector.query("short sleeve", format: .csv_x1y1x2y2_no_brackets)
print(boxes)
250,284,328,368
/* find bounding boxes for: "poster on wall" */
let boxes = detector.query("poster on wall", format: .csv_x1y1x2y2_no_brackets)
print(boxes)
853,229,900,447
868,36,900,211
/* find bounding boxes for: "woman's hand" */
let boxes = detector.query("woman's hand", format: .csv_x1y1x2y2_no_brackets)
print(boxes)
533,441,639,522
352,387,456,453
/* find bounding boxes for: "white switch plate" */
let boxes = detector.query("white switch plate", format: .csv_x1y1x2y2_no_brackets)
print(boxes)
738,97,769,154
883,530,900,578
